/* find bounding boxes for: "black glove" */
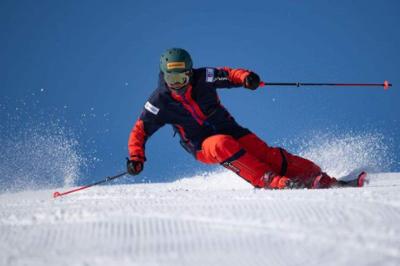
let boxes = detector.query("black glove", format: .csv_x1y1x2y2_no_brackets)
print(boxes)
127,159,144,176
244,72,260,90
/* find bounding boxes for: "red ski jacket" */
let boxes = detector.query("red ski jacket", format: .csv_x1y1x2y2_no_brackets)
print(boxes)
128,67,254,162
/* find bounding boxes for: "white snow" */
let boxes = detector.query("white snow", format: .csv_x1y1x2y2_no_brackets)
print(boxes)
1,171,400,266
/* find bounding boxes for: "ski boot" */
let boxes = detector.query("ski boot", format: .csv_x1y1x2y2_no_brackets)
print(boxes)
263,172,305,189
335,171,368,188
310,172,338,189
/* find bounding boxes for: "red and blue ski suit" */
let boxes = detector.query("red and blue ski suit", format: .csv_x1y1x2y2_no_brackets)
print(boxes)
128,67,324,188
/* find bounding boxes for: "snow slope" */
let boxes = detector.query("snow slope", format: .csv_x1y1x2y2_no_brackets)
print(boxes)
1,171,400,266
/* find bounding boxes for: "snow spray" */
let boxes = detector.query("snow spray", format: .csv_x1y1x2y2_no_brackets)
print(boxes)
0,93,86,193
0,123,85,193
292,131,394,178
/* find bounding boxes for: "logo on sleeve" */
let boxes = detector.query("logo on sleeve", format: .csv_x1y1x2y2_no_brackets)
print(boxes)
206,68,215,83
145,101,160,115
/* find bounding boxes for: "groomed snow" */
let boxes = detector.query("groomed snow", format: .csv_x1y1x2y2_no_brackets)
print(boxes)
1,171,400,266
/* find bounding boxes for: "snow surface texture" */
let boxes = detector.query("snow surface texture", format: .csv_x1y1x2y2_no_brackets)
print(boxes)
1,171,400,266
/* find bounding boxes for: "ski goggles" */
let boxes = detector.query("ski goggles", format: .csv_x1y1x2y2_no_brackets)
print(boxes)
164,71,190,88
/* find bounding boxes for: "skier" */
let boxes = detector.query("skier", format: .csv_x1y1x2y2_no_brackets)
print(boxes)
126,48,338,189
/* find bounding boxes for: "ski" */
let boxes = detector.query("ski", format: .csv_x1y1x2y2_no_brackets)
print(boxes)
336,171,368,188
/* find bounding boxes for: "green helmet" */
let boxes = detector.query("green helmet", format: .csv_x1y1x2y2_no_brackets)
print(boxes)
160,48,193,73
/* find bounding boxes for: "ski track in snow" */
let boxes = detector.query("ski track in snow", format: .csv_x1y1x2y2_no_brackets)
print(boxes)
1,172,400,266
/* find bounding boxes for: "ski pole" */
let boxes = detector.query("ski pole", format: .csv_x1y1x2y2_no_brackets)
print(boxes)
260,80,392,90
52,172,127,198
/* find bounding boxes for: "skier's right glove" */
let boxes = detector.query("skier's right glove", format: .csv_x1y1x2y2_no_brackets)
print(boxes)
244,72,261,90
127,159,144,176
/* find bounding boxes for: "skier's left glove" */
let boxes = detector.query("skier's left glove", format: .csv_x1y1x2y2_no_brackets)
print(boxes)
127,159,144,176
244,72,260,90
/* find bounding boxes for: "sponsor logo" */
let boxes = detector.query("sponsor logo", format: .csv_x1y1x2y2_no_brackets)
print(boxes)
222,162,240,173
167,62,186,70
145,101,160,115
214,77,229,81
206,68,214,82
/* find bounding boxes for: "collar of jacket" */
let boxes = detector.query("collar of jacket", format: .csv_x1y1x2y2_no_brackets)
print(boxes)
168,83,190,95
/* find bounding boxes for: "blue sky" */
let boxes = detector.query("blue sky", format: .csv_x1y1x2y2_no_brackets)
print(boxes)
1,0,399,186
